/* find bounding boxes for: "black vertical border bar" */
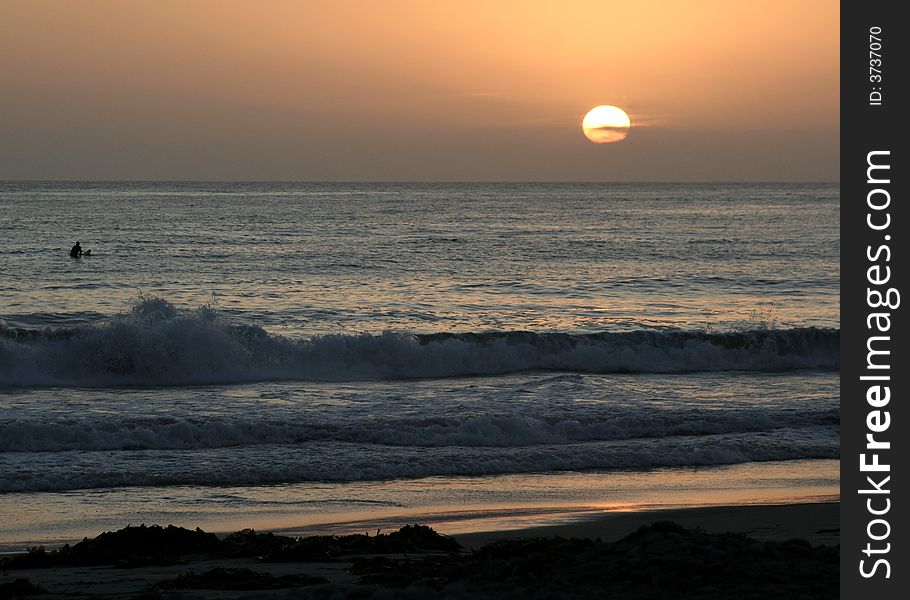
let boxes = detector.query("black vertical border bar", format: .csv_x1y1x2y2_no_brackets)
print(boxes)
841,0,905,597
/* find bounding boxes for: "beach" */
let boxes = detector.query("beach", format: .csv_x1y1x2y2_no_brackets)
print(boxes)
0,501,838,598
0,182,840,597
454,500,840,548
1,1,846,594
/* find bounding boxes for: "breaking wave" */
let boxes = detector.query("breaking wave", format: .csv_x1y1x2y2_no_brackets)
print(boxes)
1,298,839,387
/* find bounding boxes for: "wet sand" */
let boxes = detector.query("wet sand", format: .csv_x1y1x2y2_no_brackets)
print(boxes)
454,500,840,548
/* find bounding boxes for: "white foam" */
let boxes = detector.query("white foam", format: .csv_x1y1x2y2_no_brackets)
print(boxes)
0,298,839,387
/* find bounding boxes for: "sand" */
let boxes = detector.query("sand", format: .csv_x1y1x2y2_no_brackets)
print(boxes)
454,501,840,548
0,501,839,599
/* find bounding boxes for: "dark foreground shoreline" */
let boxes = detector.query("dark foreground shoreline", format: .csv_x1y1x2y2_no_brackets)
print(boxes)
0,502,839,599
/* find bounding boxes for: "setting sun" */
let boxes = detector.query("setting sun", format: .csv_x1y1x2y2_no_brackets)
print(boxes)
582,105,632,144
0,2,842,595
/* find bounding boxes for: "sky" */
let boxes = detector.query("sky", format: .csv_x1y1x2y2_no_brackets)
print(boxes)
1,0,839,181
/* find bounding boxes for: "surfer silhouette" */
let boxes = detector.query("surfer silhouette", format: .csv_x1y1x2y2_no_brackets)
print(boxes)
69,241,82,258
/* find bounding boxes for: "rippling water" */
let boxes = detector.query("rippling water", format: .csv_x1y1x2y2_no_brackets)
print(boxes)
0,182,838,543
1,182,838,334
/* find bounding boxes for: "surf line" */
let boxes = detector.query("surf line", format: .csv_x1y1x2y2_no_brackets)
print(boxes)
858,150,898,580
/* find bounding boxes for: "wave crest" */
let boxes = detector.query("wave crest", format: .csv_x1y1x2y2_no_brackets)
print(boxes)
1,299,839,387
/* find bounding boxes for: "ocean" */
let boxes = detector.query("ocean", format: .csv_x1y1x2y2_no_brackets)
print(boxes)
0,182,839,548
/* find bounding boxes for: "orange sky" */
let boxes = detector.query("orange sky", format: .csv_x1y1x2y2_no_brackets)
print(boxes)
1,0,839,181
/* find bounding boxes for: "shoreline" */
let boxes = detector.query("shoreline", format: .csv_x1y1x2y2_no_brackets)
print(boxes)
454,500,840,548
0,496,840,555
0,458,839,553
0,501,839,598
269,494,840,545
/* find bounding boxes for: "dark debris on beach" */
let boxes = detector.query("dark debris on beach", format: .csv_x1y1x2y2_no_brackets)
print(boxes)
0,521,838,599
432,521,837,599
222,523,462,563
0,524,460,572
0,525,220,570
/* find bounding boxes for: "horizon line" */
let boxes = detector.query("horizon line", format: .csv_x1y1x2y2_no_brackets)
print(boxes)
0,179,841,185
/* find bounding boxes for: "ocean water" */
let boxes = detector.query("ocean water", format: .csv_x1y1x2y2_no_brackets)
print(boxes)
0,182,839,546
